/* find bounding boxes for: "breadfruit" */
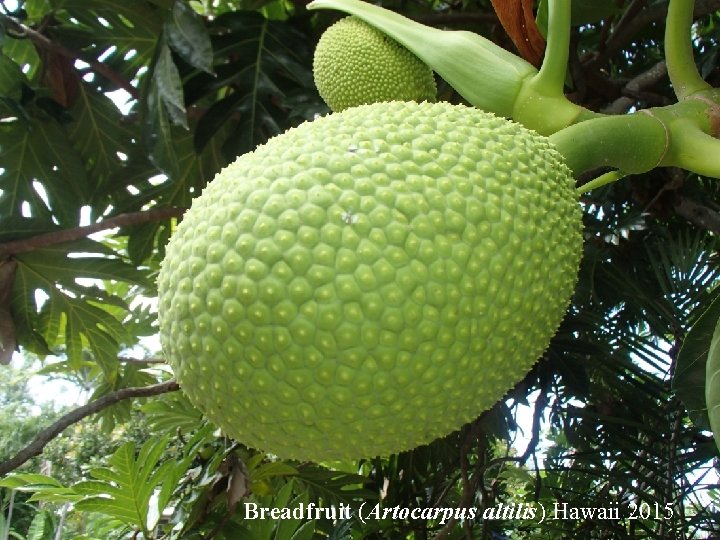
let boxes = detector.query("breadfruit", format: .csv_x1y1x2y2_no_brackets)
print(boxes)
157,101,583,461
313,16,436,111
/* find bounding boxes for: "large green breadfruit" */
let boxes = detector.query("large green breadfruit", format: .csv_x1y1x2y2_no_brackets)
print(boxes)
157,101,583,461
313,16,436,111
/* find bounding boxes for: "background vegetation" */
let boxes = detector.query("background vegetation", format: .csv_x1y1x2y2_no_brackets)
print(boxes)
0,0,719,538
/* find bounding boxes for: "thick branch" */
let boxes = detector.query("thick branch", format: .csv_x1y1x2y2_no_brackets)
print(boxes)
674,195,720,235
0,379,180,476
0,207,185,258
604,60,669,114
519,387,549,466
588,0,720,70
118,356,167,365
0,14,140,100
434,423,483,540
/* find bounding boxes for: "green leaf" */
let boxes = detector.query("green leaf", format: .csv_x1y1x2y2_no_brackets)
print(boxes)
250,461,299,486
126,221,162,266
146,118,229,207
49,0,163,81
0,474,81,504
2,36,41,79
672,294,720,430
67,82,137,191
166,0,214,74
0,117,89,225
17,249,151,288
25,509,54,540
89,363,158,432
274,490,314,540
189,11,319,156
0,53,24,101
74,435,172,535
0,473,65,489
142,390,205,432
707,315,720,453
0,216,61,243
295,464,376,507
12,241,148,379
155,41,188,128
144,73,180,180
306,0,535,117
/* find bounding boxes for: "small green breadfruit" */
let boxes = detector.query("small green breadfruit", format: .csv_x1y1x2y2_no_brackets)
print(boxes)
158,101,583,462
313,16,436,111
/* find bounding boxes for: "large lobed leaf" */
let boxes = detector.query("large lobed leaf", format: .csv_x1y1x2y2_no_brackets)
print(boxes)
48,0,163,85
673,294,720,431
186,10,321,157
707,314,720,453
0,119,89,226
73,435,173,535
67,84,137,193
11,239,150,381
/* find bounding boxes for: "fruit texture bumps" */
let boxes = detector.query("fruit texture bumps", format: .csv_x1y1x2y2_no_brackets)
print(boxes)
157,101,583,461
313,16,437,111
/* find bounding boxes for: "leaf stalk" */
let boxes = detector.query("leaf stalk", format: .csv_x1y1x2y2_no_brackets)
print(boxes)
665,0,712,100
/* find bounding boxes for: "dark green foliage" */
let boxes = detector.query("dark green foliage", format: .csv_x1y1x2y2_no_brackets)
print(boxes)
0,0,719,538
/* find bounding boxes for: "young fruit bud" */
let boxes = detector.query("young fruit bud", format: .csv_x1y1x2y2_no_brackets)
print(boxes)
313,16,437,111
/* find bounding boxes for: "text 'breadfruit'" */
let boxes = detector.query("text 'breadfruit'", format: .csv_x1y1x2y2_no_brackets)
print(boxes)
157,101,583,462
313,16,437,111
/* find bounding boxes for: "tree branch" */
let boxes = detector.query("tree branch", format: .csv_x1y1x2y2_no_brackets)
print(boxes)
674,195,720,235
604,60,669,114
434,421,484,540
0,207,185,258
587,0,720,70
0,379,180,476
118,356,167,365
519,387,549,466
0,14,140,100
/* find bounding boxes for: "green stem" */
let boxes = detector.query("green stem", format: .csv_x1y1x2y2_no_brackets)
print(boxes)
660,119,720,177
532,0,571,98
665,0,712,99
651,97,720,177
549,113,668,177
512,0,598,134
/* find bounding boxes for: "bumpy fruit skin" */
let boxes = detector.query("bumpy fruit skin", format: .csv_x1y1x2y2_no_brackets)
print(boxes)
313,16,437,112
158,101,583,461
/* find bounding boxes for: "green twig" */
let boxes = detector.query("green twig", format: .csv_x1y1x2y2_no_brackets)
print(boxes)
531,0,572,98
659,119,720,177
665,0,712,99
577,170,628,194
549,112,668,177
512,0,598,134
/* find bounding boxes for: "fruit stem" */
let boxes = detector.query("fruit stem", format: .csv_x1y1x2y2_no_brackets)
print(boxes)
512,0,600,135
531,0,571,99
659,119,720,177
549,113,668,177
650,96,720,177
665,0,712,100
